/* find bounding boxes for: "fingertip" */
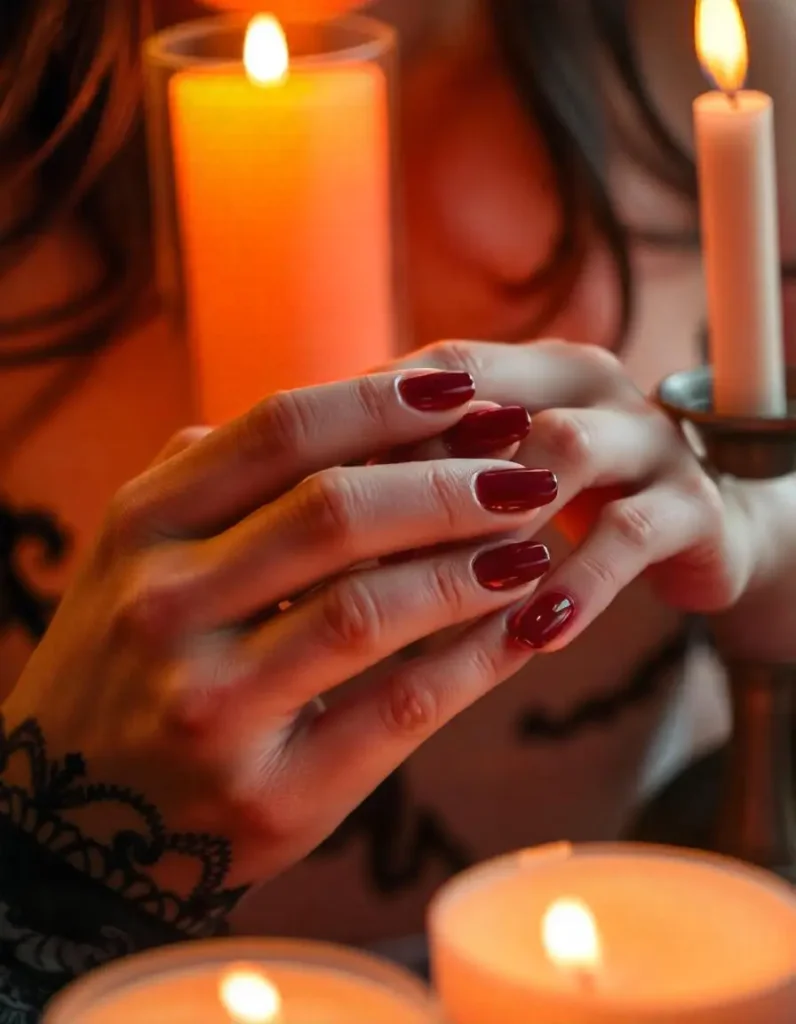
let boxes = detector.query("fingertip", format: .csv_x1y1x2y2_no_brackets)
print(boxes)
444,405,531,458
506,591,577,652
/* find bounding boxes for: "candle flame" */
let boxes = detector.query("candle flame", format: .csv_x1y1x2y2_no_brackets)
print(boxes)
219,968,282,1023
696,0,748,96
542,898,601,972
244,15,289,86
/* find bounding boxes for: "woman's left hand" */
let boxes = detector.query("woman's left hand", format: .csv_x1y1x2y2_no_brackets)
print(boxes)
387,339,796,660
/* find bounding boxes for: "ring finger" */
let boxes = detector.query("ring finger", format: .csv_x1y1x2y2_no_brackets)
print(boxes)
145,460,557,632
176,536,552,724
506,480,709,652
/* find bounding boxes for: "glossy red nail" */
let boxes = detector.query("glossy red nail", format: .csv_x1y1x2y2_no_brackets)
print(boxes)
445,406,531,457
508,592,576,649
474,542,550,592
398,371,476,412
475,469,558,513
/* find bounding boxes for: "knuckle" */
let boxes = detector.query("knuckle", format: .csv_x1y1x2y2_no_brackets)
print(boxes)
428,339,484,379
168,426,208,453
102,481,149,552
318,577,385,652
604,499,656,550
681,467,723,519
465,642,505,695
579,551,618,589
240,389,315,463
112,560,184,647
351,374,386,426
378,672,441,738
426,559,471,620
426,465,463,533
534,409,592,471
535,337,571,361
573,342,623,376
298,469,358,549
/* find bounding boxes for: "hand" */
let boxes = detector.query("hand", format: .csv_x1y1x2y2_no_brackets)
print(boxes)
2,370,558,918
389,340,767,652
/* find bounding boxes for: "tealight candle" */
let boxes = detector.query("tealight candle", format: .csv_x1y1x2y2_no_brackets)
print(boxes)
42,938,437,1024
429,843,796,1023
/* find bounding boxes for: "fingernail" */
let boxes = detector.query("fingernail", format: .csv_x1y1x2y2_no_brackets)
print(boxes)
508,592,576,649
475,468,558,513
474,541,550,592
445,406,531,457
398,371,476,412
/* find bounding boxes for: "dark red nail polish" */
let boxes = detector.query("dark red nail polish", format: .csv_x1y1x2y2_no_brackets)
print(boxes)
475,469,558,513
474,542,550,592
445,406,531,457
398,371,476,412
509,592,576,649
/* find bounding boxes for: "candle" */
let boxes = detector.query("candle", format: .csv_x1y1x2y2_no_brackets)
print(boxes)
148,14,394,424
43,938,438,1024
429,842,796,1023
200,0,373,22
694,0,787,417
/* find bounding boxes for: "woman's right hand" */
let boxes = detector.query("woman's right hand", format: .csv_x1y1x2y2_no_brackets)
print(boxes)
1,370,555,922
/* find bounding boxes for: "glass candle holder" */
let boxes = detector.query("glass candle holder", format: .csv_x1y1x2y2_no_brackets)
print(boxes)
143,14,398,424
429,842,796,1024
43,937,438,1023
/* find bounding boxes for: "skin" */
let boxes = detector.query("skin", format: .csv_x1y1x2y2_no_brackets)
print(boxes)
2,0,796,933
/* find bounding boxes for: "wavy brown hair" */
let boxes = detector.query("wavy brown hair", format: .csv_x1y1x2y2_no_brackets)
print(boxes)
0,0,151,369
0,0,699,375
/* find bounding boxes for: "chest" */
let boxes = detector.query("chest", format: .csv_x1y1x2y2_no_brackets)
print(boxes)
0,317,193,688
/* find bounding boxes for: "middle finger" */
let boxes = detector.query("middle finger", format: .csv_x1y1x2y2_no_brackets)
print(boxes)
140,460,558,631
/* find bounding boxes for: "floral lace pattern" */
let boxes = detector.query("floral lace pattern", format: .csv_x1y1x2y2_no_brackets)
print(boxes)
0,715,247,1021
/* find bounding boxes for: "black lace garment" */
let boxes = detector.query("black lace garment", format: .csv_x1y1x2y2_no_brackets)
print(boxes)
0,495,695,1021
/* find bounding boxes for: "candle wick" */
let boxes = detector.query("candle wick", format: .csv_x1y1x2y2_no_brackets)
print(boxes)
725,88,739,109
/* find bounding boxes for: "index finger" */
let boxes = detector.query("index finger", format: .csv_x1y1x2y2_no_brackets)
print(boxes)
386,339,626,410
121,370,475,539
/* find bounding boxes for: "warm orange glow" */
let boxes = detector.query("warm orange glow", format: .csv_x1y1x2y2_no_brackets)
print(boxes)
696,0,748,95
243,15,289,86
542,898,601,973
219,969,282,1023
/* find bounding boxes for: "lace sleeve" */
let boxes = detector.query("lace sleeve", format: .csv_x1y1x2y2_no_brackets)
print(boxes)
0,716,248,1023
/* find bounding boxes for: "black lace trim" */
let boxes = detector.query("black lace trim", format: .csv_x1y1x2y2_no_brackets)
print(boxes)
0,715,248,1021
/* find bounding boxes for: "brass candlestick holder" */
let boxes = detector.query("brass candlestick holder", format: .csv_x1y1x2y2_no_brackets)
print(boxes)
657,366,796,883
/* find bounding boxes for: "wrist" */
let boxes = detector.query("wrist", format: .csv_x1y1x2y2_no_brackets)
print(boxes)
0,711,248,1017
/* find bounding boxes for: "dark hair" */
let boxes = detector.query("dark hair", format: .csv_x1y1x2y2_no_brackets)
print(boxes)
0,0,698,378
488,0,698,344
0,1,152,371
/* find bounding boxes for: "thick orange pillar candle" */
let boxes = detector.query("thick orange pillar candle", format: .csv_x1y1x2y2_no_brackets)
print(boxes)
169,16,393,423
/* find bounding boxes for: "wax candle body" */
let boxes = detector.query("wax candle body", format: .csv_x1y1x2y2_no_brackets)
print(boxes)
694,90,786,416
429,844,796,1023
170,59,392,423
44,940,436,1023
201,0,373,21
